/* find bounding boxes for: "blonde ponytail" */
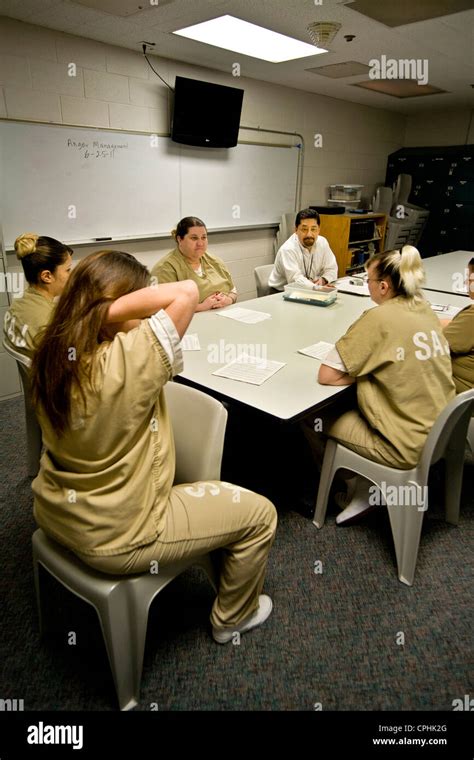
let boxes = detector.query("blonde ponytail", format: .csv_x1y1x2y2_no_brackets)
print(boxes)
368,245,425,300
398,244,425,298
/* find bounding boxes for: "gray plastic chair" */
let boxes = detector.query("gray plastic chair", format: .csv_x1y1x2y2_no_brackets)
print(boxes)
254,264,274,297
2,339,42,477
372,186,393,215
313,389,474,586
273,212,295,256
32,381,228,711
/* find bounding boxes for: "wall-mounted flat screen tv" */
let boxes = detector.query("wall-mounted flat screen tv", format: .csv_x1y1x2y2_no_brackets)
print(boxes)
171,76,244,148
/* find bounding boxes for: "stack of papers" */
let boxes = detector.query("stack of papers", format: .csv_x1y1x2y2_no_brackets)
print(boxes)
211,354,285,385
216,307,271,324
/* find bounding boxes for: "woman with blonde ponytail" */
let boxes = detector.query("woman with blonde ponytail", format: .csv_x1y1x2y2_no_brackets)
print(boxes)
3,233,73,358
304,245,456,524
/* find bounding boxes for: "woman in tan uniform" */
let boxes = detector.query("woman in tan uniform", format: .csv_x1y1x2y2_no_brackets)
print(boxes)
307,245,456,524
442,257,474,393
30,250,276,643
151,216,237,311
3,233,73,358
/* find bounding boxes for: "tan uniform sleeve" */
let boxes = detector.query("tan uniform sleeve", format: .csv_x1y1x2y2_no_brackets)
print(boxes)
336,309,384,377
102,316,181,409
151,258,179,284
210,254,236,294
443,307,474,355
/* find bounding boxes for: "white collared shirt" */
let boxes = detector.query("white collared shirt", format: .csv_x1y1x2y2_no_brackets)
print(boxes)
268,233,338,290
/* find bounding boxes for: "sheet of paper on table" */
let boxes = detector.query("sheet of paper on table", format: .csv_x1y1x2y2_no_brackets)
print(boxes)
298,341,335,360
181,333,201,351
215,307,271,324
211,354,286,385
430,303,464,319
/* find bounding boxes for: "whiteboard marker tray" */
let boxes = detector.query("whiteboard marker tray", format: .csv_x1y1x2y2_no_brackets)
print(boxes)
283,284,337,307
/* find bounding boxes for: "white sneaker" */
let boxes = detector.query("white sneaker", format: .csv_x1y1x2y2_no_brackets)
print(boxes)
212,595,273,644
335,476,377,525
335,500,377,525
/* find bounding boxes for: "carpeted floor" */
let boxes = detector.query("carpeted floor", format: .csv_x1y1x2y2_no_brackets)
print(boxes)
0,395,472,712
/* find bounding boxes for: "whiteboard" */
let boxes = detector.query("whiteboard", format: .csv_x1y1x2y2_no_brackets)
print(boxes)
0,121,300,248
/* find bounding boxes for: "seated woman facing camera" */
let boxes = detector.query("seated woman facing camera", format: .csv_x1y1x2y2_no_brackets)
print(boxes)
3,233,73,358
304,245,456,525
30,251,276,643
151,217,237,311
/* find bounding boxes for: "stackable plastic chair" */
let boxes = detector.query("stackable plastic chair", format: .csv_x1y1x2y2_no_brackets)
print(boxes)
273,212,295,256
32,382,228,710
313,390,474,586
254,265,274,297
372,186,393,215
391,173,430,244
2,339,42,477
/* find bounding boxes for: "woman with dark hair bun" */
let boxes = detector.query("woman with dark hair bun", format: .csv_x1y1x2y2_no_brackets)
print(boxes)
151,216,237,311
3,233,73,358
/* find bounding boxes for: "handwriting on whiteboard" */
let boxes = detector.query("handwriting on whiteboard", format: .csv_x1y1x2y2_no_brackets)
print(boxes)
66,138,129,160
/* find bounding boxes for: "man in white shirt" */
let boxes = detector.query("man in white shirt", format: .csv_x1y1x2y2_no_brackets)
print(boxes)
268,209,338,291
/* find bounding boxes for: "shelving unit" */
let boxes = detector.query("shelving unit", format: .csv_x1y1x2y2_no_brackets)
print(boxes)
318,212,387,277
385,145,474,256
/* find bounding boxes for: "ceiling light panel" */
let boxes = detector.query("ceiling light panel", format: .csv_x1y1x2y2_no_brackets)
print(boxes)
173,15,326,63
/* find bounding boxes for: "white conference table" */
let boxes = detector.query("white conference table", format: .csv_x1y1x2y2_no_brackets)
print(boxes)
178,288,469,422
422,250,473,295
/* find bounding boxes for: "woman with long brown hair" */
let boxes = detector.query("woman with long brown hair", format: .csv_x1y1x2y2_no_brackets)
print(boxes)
30,250,276,643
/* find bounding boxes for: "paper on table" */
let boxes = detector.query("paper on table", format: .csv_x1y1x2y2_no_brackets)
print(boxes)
334,276,370,296
181,333,200,351
430,303,464,319
215,307,271,324
211,354,285,385
298,341,335,360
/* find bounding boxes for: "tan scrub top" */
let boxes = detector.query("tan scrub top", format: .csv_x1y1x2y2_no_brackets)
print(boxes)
32,310,183,557
443,304,474,393
3,286,55,359
151,248,235,303
336,296,456,468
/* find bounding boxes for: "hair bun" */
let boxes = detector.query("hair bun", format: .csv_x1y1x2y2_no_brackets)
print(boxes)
14,233,39,259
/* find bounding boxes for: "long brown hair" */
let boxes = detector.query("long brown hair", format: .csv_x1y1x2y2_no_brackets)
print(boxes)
30,250,150,436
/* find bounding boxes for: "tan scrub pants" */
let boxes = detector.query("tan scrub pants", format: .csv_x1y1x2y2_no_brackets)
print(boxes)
304,404,414,470
76,481,277,630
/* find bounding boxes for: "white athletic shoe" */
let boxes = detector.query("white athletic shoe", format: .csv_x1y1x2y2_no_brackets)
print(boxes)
335,500,377,525
212,595,273,644
335,476,377,525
